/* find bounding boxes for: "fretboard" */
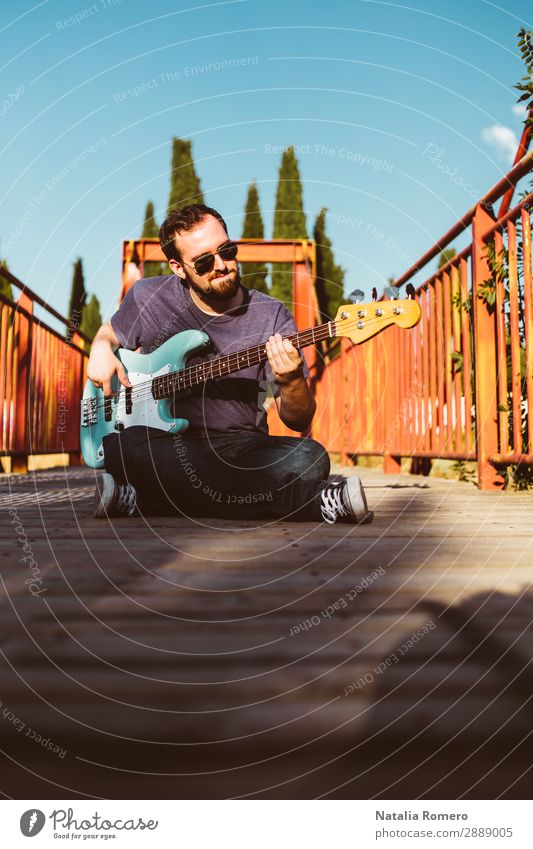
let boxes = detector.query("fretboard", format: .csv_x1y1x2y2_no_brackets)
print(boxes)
152,319,337,399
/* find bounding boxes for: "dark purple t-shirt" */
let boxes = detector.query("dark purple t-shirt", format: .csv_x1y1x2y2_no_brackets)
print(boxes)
110,275,306,435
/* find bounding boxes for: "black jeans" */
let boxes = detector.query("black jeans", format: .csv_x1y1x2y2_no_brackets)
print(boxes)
103,427,331,521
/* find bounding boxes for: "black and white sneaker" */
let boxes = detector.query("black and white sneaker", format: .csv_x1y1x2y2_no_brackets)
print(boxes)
94,472,138,518
320,476,374,525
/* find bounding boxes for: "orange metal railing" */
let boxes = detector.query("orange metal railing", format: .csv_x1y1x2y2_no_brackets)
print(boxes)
0,267,89,472
300,142,533,489
2,137,531,488
304,245,477,465
484,194,533,468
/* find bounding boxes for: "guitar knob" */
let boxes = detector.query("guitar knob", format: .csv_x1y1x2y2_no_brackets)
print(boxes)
371,286,377,302
406,283,416,299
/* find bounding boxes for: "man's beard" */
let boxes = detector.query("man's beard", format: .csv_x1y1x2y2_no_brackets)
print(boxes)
186,266,241,303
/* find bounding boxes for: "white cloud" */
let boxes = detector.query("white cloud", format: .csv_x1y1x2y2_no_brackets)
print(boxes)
511,103,528,119
481,124,518,163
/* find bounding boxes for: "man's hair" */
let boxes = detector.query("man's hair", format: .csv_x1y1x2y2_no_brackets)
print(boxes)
159,204,228,262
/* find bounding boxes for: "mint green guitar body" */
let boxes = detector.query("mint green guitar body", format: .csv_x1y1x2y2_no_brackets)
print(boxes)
80,329,210,469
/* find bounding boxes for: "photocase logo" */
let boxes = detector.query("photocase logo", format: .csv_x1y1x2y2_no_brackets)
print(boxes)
20,809,46,837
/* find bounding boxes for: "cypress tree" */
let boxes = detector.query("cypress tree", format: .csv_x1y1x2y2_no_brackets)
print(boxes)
313,208,345,320
141,201,164,278
271,146,308,311
67,258,87,325
240,182,269,294
79,294,103,352
167,138,204,214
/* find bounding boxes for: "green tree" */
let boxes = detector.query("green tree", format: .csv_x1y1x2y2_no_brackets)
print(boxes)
79,294,103,352
313,208,345,320
67,258,87,325
271,146,308,311
0,258,14,302
438,247,456,269
240,182,269,294
515,28,533,124
141,201,165,278
167,138,204,214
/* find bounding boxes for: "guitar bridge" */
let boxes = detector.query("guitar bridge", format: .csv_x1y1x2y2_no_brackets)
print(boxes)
81,397,98,427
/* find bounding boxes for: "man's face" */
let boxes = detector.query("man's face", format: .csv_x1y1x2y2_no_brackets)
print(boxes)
169,215,241,303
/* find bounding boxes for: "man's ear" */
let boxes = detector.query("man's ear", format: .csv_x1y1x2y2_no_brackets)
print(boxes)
169,259,186,280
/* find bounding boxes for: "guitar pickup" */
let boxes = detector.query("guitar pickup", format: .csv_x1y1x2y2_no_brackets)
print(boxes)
104,397,113,422
125,387,133,415
80,397,98,427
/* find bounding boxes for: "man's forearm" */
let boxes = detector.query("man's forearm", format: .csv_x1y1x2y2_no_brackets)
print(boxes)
92,321,119,352
278,377,316,431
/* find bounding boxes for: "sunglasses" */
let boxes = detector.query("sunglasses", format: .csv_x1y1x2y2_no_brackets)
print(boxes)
183,240,239,276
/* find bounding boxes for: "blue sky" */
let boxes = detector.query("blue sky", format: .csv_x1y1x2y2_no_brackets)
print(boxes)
1,0,532,324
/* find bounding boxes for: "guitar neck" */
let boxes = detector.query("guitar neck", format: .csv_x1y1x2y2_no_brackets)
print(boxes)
152,319,338,399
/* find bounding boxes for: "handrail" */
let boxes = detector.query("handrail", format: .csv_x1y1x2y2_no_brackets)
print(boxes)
0,267,90,472
413,244,472,295
482,190,533,240
0,264,91,343
498,110,532,216
393,148,533,290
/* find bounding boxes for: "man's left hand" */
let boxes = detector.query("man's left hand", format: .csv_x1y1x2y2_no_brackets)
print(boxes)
266,334,304,386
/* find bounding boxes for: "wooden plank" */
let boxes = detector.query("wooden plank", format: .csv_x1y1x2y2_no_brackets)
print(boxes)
2,467,533,798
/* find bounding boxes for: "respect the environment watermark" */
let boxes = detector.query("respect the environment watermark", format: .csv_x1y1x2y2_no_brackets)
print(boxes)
113,56,261,103
5,137,108,253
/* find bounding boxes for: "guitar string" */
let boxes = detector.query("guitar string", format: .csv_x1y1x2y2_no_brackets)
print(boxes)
82,322,341,415
81,310,416,418
81,312,414,417
82,326,329,417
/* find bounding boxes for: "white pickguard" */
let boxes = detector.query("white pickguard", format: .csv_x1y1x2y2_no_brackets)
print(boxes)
115,363,173,429
94,363,174,465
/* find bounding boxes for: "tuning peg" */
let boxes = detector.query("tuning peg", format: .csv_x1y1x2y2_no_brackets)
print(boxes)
384,286,399,300
371,286,377,302
348,288,365,304
406,283,416,299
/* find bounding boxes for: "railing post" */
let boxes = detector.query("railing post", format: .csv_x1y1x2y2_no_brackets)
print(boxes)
471,205,505,490
12,291,33,474
383,453,402,474
292,252,317,376
383,329,402,474
68,330,85,466
340,339,349,465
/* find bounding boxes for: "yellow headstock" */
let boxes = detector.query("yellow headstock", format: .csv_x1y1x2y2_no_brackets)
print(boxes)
333,298,421,344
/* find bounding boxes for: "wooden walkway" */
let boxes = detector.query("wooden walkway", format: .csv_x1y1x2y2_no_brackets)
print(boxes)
1,465,533,799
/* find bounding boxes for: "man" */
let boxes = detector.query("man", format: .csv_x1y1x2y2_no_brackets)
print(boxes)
88,204,373,525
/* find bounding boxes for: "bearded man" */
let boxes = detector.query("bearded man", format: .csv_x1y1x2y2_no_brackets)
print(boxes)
88,204,372,526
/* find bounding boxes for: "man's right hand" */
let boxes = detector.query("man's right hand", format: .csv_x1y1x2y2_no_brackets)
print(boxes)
87,323,132,397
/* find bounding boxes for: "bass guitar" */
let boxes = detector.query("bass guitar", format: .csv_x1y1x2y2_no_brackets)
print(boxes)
80,296,421,468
